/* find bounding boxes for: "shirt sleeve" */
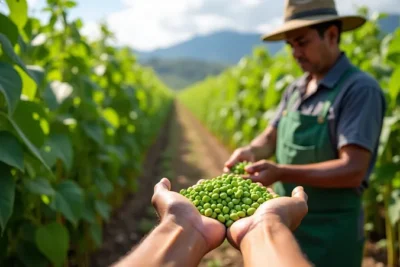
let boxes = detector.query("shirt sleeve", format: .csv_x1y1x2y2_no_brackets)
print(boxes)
336,85,386,153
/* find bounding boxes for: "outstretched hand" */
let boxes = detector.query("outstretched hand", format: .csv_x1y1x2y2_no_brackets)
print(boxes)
151,178,226,253
227,186,308,249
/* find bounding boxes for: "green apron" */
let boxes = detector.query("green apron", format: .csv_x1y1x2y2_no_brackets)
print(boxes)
274,67,365,267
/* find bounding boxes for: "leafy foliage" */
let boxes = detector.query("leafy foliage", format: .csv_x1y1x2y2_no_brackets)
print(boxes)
0,0,172,265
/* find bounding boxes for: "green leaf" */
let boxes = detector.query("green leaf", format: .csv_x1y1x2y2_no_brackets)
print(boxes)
24,178,55,196
102,108,119,128
41,134,73,171
65,0,77,8
6,0,28,30
35,222,69,267
0,131,24,171
0,34,38,84
51,180,84,226
93,168,113,196
0,165,15,234
82,121,104,145
0,112,51,173
12,100,47,148
0,13,18,45
15,66,37,101
95,200,111,221
0,62,22,115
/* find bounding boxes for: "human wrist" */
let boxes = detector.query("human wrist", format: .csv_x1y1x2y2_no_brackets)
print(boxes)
161,215,209,254
240,214,284,250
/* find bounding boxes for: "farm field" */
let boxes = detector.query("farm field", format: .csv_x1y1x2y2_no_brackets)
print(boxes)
0,0,399,266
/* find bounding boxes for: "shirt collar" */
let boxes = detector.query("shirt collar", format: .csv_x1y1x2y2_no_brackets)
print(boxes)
294,52,353,91
319,52,352,89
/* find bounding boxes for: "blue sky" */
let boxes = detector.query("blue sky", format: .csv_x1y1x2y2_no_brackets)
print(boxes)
5,0,400,51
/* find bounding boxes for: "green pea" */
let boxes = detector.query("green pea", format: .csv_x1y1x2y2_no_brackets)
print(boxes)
232,198,240,204
235,205,242,211
212,212,217,219
206,185,214,191
202,196,210,202
218,214,226,223
217,204,223,209
214,208,221,214
224,214,230,221
205,209,213,217
200,209,205,215
243,191,250,197
213,188,220,194
220,193,227,199
222,200,227,205
211,204,217,209
251,194,259,201
251,202,260,209
230,209,237,214
247,208,256,216
230,213,239,221
226,220,234,227
193,200,200,206
223,206,230,214
257,198,265,204
227,189,233,195
243,198,252,205
226,197,232,202
212,193,219,200
237,211,246,218
204,203,211,209
228,202,234,208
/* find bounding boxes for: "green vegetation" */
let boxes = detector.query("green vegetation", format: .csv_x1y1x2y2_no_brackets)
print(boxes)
0,0,172,266
180,174,278,227
179,9,400,266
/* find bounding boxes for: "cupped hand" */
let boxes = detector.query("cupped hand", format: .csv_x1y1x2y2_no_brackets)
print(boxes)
227,186,308,249
224,146,256,173
151,178,226,252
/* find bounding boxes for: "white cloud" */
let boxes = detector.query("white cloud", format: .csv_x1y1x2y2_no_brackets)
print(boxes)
80,0,399,51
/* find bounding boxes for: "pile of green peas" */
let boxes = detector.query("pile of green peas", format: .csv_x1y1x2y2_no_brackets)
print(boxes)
180,173,279,227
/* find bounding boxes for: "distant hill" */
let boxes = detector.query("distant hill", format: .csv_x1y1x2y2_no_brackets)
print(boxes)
142,58,228,90
136,31,284,65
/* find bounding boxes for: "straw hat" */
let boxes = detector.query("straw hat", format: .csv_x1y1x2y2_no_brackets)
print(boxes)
262,0,366,41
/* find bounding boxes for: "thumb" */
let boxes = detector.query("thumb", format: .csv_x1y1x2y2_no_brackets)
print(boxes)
291,186,307,202
153,178,171,195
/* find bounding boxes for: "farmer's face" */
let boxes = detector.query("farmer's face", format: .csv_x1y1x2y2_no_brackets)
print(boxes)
285,26,338,74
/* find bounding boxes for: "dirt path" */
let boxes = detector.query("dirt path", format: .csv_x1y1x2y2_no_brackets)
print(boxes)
90,100,387,267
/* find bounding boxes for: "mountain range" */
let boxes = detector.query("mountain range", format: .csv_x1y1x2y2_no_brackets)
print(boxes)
136,14,399,89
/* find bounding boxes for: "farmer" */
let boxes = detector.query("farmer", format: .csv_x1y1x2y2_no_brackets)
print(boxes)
113,178,312,267
224,0,386,266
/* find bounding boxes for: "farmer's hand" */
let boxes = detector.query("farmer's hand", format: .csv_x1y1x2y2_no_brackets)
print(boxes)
243,159,282,187
224,146,255,173
227,186,308,250
151,178,226,253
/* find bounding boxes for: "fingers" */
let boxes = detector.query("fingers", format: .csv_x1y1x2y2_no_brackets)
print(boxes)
245,160,270,173
291,186,308,202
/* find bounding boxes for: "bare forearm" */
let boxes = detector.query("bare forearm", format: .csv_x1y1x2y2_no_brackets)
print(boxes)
250,126,277,161
113,218,207,267
241,217,311,267
279,159,365,188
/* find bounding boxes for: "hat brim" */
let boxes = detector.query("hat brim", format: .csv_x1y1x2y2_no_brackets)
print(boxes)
261,15,366,42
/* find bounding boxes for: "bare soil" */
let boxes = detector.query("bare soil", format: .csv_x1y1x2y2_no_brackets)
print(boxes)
89,101,389,267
